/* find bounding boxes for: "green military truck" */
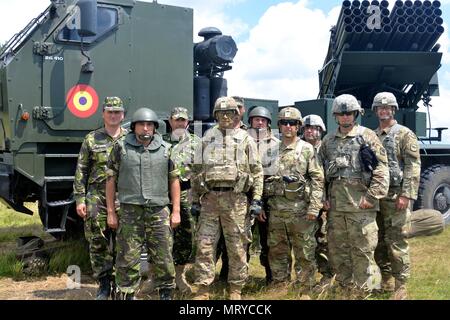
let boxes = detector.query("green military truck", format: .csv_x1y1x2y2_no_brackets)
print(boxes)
295,0,450,224
0,0,237,237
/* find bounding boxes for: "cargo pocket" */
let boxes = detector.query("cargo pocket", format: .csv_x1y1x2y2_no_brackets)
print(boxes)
361,220,378,252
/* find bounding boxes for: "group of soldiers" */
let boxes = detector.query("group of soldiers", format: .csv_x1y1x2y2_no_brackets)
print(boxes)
73,91,420,300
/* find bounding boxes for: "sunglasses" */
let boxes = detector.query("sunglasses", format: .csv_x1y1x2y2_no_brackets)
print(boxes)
279,120,298,126
335,111,354,116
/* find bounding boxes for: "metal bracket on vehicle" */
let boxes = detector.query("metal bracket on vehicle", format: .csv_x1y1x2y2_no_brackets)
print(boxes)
33,106,53,120
33,42,58,56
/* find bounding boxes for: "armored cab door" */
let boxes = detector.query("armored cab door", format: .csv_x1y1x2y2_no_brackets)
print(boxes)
40,4,132,132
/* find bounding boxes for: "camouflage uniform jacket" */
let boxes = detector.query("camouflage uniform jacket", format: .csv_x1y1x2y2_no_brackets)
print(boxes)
74,127,127,205
319,124,389,212
265,137,324,216
375,121,421,200
191,127,263,202
248,130,281,176
163,131,201,203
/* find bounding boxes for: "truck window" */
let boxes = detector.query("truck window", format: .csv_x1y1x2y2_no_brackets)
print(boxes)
55,6,118,44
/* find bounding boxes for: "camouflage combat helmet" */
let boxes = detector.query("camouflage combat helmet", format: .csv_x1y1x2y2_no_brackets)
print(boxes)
371,92,399,110
248,106,272,124
213,96,239,117
302,114,326,132
103,96,124,111
170,107,189,120
332,94,363,114
131,107,159,129
278,107,303,125
232,96,245,108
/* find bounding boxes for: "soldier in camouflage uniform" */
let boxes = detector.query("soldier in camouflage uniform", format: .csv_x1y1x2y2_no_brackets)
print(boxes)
162,107,201,294
74,96,127,300
264,107,324,292
105,108,181,300
248,106,280,284
319,94,389,297
301,115,334,288
372,92,421,300
191,96,263,300
215,96,249,282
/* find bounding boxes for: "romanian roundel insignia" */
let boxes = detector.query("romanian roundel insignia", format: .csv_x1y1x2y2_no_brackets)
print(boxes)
66,84,99,118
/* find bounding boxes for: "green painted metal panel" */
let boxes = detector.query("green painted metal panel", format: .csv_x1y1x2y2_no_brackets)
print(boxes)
243,98,278,129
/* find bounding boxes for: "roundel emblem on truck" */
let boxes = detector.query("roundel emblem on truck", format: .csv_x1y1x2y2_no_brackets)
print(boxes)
66,84,99,118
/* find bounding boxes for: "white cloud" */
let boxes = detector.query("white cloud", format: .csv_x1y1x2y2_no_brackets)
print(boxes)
0,0,49,44
227,1,341,104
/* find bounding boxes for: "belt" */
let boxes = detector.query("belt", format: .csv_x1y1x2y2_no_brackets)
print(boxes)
211,187,234,192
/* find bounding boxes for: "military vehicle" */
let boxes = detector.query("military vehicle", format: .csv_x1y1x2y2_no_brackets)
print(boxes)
295,0,450,224
0,0,237,237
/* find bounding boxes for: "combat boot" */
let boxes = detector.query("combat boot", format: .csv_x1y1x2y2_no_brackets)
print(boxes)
392,280,408,300
193,285,210,300
159,288,173,300
297,267,317,295
228,285,242,300
175,265,193,294
96,275,111,300
381,273,395,293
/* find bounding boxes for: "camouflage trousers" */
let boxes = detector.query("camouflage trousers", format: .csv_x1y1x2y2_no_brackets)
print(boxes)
193,191,250,289
172,201,195,265
327,210,381,291
315,210,333,278
84,190,115,280
375,197,411,283
116,204,175,294
268,210,318,284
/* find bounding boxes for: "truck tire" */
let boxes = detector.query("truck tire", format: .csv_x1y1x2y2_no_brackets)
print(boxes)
415,164,450,225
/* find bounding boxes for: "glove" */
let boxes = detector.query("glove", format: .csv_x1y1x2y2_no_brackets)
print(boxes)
191,203,201,218
282,175,299,184
359,143,379,172
249,199,263,218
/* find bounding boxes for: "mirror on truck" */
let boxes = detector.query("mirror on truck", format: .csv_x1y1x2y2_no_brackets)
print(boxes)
77,0,98,37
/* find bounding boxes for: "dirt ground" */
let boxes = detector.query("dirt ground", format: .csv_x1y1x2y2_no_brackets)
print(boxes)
0,275,98,300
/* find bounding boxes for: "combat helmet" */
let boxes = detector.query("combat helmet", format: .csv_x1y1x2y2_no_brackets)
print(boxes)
232,96,245,108
213,96,239,117
248,106,272,125
131,107,159,130
103,96,124,112
302,114,326,132
332,94,363,115
371,92,399,110
278,107,303,125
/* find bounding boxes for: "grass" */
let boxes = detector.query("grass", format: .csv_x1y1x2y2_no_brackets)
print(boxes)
0,252,24,279
0,199,449,299
0,202,91,278
0,202,47,242
47,240,91,274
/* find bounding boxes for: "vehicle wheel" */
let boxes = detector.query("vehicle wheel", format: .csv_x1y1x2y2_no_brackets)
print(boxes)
415,164,450,225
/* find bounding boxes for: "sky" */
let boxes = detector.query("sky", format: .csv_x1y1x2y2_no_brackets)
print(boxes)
1,0,450,141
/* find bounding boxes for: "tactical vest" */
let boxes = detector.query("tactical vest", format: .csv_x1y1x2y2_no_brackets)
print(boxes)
117,133,171,206
325,126,367,182
381,124,403,187
202,129,250,189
